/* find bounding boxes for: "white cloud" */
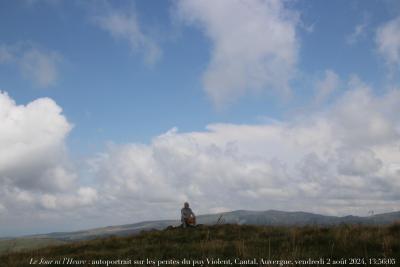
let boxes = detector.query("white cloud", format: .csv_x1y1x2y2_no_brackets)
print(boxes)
85,79,400,219
0,92,97,229
376,16,400,67
94,7,161,65
39,187,98,210
0,43,62,88
0,91,72,190
332,79,400,146
175,0,299,107
314,69,340,104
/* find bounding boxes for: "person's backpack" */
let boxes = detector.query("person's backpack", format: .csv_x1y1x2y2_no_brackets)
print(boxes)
187,216,196,225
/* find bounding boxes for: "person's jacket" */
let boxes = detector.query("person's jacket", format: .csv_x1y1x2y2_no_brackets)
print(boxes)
181,207,195,222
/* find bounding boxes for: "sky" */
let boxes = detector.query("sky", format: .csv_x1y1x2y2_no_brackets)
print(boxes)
1,0,400,237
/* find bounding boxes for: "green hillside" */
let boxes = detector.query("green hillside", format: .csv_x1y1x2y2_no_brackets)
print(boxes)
1,223,399,266
0,238,67,255
2,210,399,256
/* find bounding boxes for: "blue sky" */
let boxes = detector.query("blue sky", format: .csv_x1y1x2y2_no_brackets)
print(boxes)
0,0,393,149
1,0,400,236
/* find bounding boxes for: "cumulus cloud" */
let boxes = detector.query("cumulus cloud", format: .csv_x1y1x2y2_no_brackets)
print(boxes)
376,16,400,68
0,92,97,233
0,43,62,88
314,69,340,104
94,7,161,65
175,0,299,107
85,78,400,219
0,91,72,191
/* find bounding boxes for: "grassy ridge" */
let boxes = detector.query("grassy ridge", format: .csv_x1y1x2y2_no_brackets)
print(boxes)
0,223,399,266
0,238,66,255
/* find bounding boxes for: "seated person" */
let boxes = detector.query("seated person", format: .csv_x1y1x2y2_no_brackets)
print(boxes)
181,202,196,227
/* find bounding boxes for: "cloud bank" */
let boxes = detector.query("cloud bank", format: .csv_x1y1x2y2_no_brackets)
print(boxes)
87,77,400,222
1,79,400,235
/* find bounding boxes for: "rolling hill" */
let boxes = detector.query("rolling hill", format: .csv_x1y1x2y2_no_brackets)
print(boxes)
1,223,399,267
1,209,399,254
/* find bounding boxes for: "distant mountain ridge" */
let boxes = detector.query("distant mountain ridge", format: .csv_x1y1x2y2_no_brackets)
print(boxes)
1,209,399,254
